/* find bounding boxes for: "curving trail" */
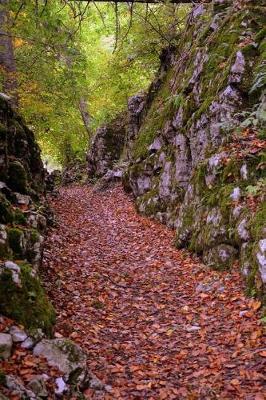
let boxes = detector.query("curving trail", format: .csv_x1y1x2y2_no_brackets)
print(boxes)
43,184,265,400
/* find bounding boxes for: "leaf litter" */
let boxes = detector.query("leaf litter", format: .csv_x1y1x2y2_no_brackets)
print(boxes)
42,184,265,399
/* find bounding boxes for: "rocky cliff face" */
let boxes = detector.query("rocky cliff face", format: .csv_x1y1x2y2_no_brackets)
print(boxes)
88,0,266,301
0,95,55,334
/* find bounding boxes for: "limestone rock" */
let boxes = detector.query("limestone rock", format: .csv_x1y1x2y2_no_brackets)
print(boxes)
13,192,31,206
203,244,238,270
230,187,241,202
229,51,245,84
0,333,12,360
33,339,87,383
5,375,36,399
0,225,8,258
55,377,68,396
21,337,35,349
257,239,266,284
9,326,28,343
0,261,21,286
87,115,127,179
28,375,48,398
93,166,126,192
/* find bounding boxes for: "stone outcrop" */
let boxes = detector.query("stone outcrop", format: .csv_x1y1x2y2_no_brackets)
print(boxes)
0,95,55,334
0,322,110,398
87,114,127,179
88,0,266,301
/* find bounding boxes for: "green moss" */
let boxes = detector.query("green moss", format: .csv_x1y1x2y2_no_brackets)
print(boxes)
132,70,174,160
250,202,266,241
8,160,28,194
193,162,207,193
245,250,261,298
258,130,266,140
0,264,55,336
30,229,40,243
7,227,24,257
256,28,266,42
13,208,27,225
213,0,231,13
176,207,195,248
189,229,203,254
222,159,241,183
0,194,13,224
0,229,10,259
56,339,81,363
137,189,165,216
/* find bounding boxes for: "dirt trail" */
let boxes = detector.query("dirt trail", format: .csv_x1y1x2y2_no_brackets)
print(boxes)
43,185,265,399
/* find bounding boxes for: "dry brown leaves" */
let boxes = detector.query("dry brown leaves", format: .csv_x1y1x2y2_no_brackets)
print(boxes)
41,184,265,399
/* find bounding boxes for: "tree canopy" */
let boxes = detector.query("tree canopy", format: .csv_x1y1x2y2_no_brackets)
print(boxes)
0,0,190,165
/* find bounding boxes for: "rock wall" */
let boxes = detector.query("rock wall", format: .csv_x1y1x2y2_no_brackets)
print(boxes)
0,95,55,334
89,0,266,301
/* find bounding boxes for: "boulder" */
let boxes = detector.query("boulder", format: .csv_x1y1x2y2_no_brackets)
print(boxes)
9,326,28,343
33,339,87,383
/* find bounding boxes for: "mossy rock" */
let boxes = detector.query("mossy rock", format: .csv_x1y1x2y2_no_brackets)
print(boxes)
203,244,238,271
7,227,25,257
8,160,28,194
250,202,266,241
0,264,55,336
13,208,27,225
26,229,41,261
29,229,40,244
0,194,13,224
0,226,10,260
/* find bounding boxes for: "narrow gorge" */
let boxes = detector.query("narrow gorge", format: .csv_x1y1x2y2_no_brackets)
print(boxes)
88,0,266,301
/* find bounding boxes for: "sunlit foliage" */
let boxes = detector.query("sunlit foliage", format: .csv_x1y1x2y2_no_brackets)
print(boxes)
4,1,189,165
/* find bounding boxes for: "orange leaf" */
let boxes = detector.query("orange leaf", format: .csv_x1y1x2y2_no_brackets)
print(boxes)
250,300,262,311
230,379,240,386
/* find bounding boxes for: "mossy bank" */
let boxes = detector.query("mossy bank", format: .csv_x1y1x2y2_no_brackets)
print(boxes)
0,94,55,335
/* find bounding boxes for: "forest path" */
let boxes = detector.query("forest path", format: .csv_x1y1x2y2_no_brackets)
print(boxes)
43,184,265,399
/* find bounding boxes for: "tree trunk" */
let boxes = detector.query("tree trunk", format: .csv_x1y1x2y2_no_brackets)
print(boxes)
79,96,92,137
0,0,18,108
